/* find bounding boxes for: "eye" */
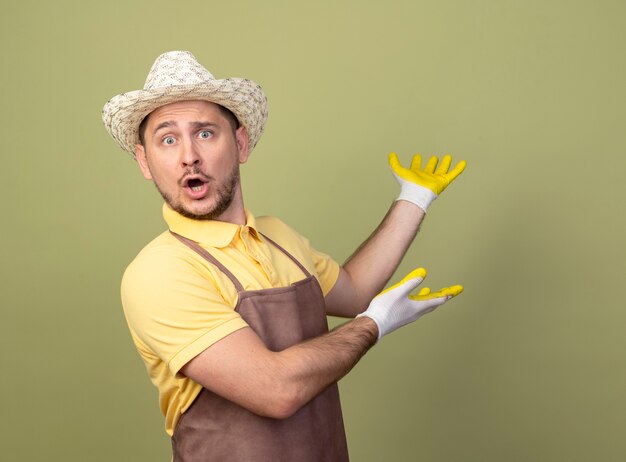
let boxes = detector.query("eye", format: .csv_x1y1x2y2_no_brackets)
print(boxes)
163,136,176,145
199,130,213,139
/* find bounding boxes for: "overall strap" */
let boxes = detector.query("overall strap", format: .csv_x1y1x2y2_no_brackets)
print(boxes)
260,232,312,278
170,231,245,293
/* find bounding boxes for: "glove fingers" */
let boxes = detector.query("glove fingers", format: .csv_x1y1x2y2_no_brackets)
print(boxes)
436,285,463,298
418,287,431,296
400,267,427,285
445,160,467,182
435,154,452,174
410,154,422,172
410,284,463,301
424,155,438,174
379,267,427,297
388,152,401,171
396,268,427,295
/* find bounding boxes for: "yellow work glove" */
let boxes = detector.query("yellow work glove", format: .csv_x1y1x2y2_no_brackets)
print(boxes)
357,268,463,340
389,153,467,212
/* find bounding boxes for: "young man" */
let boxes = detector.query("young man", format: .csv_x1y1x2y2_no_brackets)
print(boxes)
103,51,466,461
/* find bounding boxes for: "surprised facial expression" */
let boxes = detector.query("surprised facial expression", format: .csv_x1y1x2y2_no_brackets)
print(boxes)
135,100,249,222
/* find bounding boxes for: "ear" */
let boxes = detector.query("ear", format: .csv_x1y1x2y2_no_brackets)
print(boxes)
135,144,153,180
235,126,250,164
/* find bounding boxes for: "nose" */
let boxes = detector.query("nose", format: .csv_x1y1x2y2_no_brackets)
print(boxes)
181,138,201,167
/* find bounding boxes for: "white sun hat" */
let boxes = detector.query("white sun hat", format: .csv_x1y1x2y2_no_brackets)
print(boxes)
102,51,268,157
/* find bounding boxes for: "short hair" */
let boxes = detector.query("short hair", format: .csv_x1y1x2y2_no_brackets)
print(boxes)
138,103,240,146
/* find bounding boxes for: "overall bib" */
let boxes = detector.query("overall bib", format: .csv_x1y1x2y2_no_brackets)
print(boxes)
170,232,349,462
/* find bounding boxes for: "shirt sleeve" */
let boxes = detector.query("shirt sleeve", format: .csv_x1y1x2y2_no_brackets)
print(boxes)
256,216,341,296
306,243,340,296
121,245,248,376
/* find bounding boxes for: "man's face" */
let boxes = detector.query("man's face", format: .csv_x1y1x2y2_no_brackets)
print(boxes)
135,100,249,221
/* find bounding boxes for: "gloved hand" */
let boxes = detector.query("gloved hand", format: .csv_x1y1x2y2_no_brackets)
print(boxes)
389,153,467,212
357,268,463,340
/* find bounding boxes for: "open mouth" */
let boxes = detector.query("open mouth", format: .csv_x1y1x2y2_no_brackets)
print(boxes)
187,178,205,191
181,174,210,199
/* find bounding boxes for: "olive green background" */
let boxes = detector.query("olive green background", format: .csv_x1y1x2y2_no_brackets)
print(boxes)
2,0,625,460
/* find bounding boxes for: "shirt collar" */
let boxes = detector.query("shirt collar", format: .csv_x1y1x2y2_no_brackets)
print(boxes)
162,203,261,248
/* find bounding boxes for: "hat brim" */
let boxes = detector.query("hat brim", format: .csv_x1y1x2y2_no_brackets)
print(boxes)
102,78,268,156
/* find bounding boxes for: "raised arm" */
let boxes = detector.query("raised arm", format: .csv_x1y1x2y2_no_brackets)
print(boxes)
325,153,466,317
182,152,466,420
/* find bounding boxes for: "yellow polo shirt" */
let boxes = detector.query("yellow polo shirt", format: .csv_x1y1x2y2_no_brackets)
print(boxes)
121,204,340,435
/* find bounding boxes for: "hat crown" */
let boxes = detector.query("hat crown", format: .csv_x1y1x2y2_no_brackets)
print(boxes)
103,50,268,155
143,51,215,90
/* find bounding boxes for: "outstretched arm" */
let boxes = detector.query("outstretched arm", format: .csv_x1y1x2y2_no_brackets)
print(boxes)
182,268,462,419
181,153,466,419
325,153,466,317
